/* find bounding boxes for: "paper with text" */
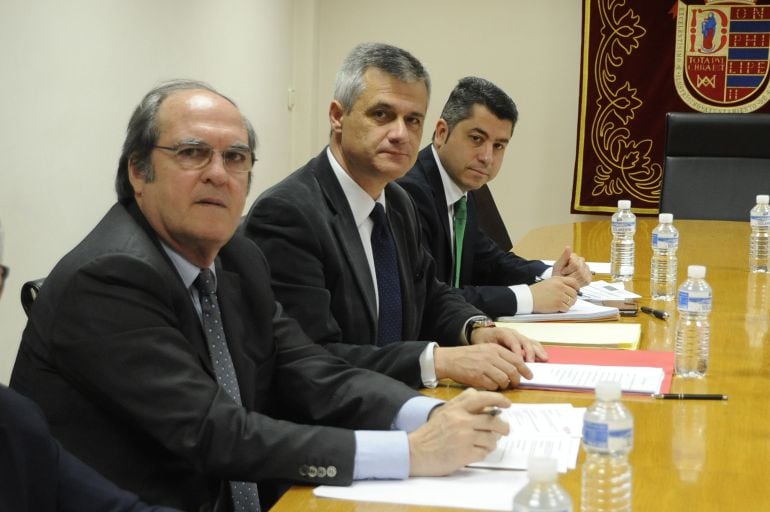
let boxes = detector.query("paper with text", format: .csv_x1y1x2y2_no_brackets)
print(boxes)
522,362,664,394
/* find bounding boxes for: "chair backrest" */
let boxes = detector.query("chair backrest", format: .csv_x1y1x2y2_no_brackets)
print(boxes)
21,278,45,317
660,112,770,221
471,184,513,251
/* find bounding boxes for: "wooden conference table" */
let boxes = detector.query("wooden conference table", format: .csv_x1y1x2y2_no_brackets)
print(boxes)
271,218,770,512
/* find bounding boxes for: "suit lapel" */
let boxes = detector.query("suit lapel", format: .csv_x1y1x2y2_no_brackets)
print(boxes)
421,148,454,258
125,202,217,374
313,157,379,332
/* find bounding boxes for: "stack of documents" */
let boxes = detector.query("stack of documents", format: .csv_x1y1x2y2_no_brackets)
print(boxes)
528,346,675,394
579,280,642,302
497,321,642,349
521,362,665,394
498,298,620,322
469,403,584,473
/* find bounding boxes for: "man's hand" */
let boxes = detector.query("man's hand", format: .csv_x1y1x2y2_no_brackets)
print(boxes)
469,326,548,363
531,276,580,313
552,246,592,286
408,388,511,476
434,344,530,390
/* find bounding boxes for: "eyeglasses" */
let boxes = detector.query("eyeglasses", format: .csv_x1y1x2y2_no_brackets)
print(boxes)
153,143,255,175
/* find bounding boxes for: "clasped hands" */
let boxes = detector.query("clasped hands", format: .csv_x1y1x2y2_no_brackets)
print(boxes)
532,245,592,313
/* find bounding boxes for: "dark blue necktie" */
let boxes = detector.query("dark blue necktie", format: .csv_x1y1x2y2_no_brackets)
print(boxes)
370,203,403,345
195,269,261,512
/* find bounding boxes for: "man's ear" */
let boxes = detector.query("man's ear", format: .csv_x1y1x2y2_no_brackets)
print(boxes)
329,100,345,135
127,158,145,197
434,119,449,148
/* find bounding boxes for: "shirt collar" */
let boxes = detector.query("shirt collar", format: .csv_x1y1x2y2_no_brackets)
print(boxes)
431,144,466,208
326,147,385,226
160,241,216,290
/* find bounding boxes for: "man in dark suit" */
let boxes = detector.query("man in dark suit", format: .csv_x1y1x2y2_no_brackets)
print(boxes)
243,43,546,392
398,77,592,319
10,80,511,512
0,221,179,512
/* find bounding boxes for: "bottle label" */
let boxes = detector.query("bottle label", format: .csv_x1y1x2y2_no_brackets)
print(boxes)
583,419,633,452
677,290,712,312
652,233,679,249
750,214,770,227
612,220,635,234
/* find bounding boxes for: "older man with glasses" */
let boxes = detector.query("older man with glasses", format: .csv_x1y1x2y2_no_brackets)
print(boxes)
0,217,181,512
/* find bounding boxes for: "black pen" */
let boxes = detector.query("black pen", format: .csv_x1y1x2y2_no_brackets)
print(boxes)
651,393,728,400
483,406,503,416
641,306,668,320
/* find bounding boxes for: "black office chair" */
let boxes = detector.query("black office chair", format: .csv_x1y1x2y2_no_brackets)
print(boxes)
21,278,45,317
472,184,513,251
660,112,770,221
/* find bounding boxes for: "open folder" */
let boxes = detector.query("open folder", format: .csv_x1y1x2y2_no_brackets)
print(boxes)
497,298,620,322
496,321,641,350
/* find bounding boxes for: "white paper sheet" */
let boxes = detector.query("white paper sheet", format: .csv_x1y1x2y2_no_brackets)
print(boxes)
314,468,529,511
470,404,585,472
521,362,664,394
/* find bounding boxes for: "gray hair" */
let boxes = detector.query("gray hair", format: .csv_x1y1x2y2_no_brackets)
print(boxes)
115,79,257,202
439,76,518,135
333,42,431,113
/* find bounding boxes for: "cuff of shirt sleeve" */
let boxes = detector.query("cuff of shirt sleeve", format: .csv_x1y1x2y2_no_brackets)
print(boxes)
541,266,553,278
418,342,439,388
353,430,410,480
510,284,533,314
394,395,444,432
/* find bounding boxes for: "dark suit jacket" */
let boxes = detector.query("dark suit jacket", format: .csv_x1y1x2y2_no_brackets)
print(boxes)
10,201,419,512
0,385,179,512
397,145,548,318
242,149,483,387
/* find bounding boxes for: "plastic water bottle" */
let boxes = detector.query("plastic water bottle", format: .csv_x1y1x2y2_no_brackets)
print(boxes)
610,200,635,281
749,194,770,273
650,213,679,300
513,457,573,512
675,265,712,377
581,381,633,512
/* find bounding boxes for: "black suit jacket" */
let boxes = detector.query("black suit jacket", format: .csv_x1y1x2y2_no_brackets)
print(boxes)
242,149,483,387
397,145,548,318
10,201,419,512
0,385,179,512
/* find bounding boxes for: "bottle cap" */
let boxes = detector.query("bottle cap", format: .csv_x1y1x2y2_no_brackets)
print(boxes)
687,265,706,279
618,200,631,209
757,194,769,204
526,457,558,481
659,213,673,223
595,380,622,401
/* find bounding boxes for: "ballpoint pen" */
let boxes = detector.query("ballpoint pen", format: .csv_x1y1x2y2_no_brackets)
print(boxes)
641,306,668,320
651,393,728,400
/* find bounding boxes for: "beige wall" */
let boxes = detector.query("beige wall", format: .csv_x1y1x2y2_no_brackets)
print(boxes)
0,0,591,384
307,0,594,240
0,0,294,383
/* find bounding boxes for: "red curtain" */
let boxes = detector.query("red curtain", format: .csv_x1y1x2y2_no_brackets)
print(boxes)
572,0,770,214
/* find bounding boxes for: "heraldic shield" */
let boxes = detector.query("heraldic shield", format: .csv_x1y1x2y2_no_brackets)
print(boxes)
675,0,770,112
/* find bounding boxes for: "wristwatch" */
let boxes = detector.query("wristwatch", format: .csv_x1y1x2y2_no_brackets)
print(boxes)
464,315,496,343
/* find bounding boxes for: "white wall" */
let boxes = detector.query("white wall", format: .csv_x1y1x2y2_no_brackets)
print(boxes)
0,0,294,383
0,0,591,384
